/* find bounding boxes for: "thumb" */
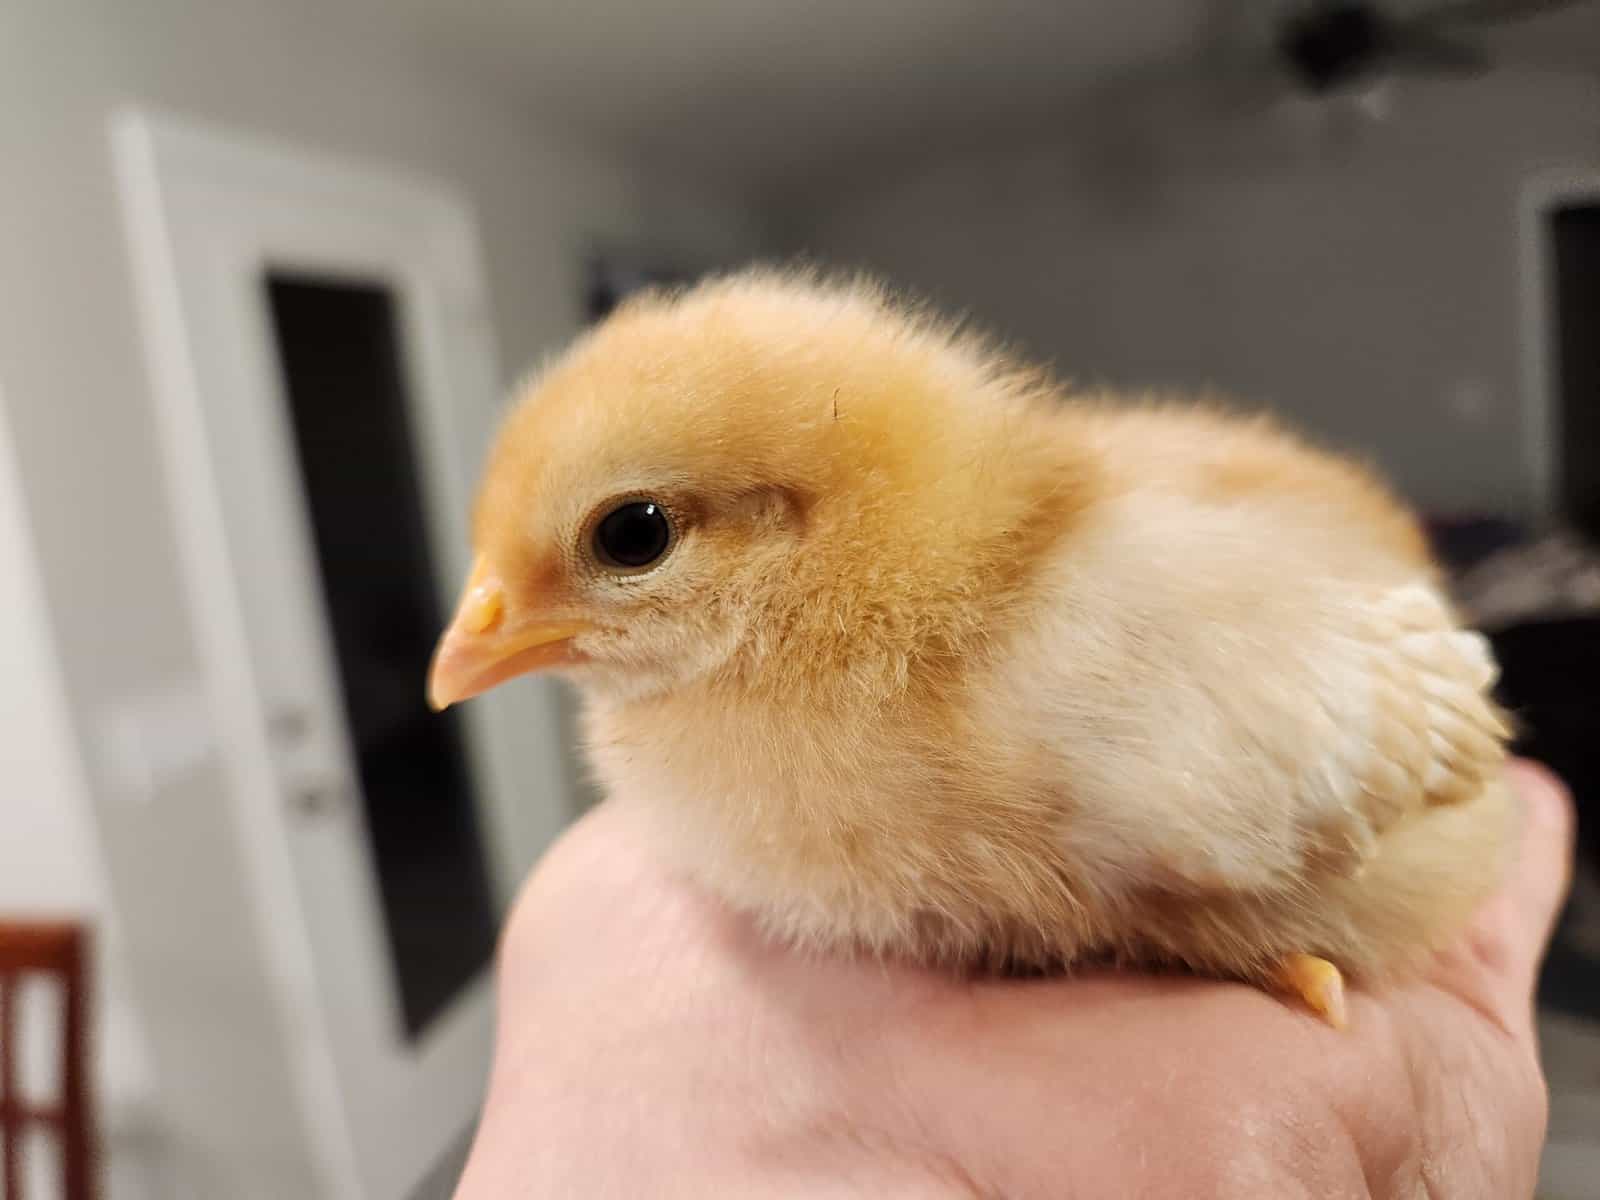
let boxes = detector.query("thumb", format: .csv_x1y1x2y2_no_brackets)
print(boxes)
1501,758,1577,984
1467,758,1577,1030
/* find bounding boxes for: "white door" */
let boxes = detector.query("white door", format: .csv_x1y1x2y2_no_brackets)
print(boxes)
114,113,575,1199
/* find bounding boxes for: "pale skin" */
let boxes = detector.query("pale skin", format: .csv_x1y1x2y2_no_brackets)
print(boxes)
453,761,1573,1199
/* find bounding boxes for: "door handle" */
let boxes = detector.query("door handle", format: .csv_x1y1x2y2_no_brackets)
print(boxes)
289,779,352,820
267,705,314,746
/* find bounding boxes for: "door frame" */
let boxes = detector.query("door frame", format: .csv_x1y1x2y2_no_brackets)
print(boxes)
1518,167,1600,521
112,110,567,1198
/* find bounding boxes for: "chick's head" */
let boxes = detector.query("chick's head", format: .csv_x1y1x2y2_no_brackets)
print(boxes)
428,271,1077,709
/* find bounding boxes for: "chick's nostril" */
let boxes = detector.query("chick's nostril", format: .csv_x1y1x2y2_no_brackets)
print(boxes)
462,582,505,634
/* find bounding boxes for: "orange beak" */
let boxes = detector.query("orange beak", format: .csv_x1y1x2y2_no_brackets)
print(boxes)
427,558,591,710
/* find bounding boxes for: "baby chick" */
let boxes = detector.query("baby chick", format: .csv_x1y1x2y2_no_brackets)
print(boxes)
429,270,1510,1026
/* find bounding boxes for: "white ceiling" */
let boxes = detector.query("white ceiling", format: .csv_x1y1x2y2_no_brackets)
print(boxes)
357,0,1599,187
365,0,1218,180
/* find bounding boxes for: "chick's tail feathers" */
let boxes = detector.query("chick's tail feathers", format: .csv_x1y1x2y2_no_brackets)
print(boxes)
1320,770,1516,981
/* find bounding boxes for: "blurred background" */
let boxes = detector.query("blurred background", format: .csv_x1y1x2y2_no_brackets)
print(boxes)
0,0,1597,1196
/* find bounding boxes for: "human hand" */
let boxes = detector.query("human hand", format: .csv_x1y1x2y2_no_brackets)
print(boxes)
453,760,1573,1199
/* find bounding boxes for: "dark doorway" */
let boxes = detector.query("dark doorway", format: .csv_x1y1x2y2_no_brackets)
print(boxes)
1552,204,1600,540
1528,202,1600,1023
264,272,497,1040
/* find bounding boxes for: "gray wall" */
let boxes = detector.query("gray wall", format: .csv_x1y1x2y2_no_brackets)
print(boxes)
0,0,751,1194
779,68,1600,515
0,391,170,1198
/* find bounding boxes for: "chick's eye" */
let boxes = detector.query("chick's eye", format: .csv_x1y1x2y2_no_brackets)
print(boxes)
593,501,672,570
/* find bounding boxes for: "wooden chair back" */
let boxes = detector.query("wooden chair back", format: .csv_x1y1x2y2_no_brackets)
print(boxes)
0,922,92,1200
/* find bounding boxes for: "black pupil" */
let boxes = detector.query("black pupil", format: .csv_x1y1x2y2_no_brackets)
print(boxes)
596,502,670,568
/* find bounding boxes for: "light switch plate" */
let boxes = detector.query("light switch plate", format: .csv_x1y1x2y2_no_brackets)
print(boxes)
99,676,217,803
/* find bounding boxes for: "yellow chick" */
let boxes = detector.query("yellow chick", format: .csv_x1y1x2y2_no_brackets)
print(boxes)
429,270,1510,1026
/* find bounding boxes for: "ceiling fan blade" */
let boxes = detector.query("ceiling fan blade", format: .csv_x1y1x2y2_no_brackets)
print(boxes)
1413,0,1598,29
1385,25,1494,73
